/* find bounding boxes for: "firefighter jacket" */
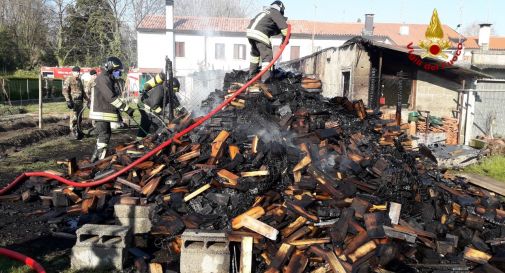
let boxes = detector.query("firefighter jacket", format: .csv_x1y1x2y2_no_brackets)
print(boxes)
89,72,130,122
138,85,180,114
62,76,87,102
246,7,288,46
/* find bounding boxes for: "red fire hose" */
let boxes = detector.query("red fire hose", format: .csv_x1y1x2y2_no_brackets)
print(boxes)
0,248,47,273
0,25,292,195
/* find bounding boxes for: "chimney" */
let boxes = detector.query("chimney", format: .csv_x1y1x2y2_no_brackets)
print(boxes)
399,25,409,36
166,0,175,66
478,23,492,50
166,0,174,30
362,14,374,38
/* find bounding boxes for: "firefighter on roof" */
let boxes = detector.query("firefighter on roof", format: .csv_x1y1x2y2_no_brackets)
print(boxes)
246,0,288,83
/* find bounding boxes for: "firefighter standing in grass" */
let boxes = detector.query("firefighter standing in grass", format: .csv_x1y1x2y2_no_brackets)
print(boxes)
62,66,89,140
246,1,288,83
136,72,185,140
89,57,135,162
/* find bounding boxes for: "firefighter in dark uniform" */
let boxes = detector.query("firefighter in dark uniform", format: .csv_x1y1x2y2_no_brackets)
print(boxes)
246,1,288,82
89,57,135,162
136,73,183,139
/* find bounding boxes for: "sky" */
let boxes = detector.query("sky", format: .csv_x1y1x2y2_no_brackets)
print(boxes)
256,0,504,35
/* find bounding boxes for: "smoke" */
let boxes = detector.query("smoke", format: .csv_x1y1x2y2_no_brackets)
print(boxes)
178,70,226,115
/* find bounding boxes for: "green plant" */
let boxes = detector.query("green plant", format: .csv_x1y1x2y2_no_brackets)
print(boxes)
463,156,505,182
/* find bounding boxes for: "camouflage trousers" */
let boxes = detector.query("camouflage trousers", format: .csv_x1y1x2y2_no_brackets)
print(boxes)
69,100,84,133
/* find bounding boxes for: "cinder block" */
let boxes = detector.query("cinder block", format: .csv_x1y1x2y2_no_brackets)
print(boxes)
71,224,131,271
114,204,154,218
76,224,131,248
180,229,230,273
116,217,152,234
114,204,154,234
71,245,127,270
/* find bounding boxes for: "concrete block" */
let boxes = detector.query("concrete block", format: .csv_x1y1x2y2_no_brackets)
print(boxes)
76,224,131,248
116,217,152,234
71,245,127,270
114,204,154,218
114,204,154,234
72,224,131,271
180,229,230,273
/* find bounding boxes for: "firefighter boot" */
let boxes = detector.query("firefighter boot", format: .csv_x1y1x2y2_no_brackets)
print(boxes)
248,62,260,81
90,145,107,162
73,126,84,140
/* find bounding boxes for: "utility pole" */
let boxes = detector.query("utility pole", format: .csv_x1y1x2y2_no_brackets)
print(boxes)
311,0,318,53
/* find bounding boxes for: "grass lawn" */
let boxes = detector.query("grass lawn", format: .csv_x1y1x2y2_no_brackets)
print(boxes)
463,156,505,182
2,101,143,121
24,101,69,115
0,257,31,273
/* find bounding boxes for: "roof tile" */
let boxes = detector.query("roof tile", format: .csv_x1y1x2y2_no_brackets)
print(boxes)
138,16,493,48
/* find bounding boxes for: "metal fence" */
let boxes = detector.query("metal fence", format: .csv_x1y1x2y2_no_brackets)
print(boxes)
1,78,63,105
471,80,505,138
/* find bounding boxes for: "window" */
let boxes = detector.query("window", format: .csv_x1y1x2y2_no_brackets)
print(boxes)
176,42,185,57
290,46,300,60
215,43,225,60
273,46,282,62
342,71,351,97
234,44,246,60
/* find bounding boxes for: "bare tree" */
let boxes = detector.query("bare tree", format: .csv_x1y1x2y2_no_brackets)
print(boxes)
1,0,52,68
462,22,496,37
47,0,76,66
174,0,258,17
129,0,164,27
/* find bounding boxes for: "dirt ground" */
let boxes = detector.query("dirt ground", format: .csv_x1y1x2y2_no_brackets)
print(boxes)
0,115,137,272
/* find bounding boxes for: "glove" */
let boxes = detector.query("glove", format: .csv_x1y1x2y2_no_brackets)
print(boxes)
67,100,74,109
125,107,135,117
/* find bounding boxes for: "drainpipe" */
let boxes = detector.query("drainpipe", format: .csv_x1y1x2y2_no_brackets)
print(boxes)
457,80,465,144
204,35,208,68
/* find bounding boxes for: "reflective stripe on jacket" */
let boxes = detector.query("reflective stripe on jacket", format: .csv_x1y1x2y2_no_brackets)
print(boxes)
90,72,121,122
246,7,288,45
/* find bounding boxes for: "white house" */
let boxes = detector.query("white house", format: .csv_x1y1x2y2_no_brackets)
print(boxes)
136,1,475,110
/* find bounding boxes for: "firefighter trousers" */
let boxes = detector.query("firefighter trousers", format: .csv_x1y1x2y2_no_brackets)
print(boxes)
248,39,273,82
137,109,165,139
94,121,112,149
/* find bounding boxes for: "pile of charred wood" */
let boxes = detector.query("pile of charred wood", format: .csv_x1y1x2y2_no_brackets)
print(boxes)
7,71,505,272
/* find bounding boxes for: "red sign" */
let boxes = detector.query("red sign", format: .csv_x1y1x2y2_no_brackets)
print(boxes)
40,66,102,80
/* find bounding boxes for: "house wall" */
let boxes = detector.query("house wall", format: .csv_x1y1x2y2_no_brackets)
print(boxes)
281,45,371,100
415,70,460,117
470,80,505,139
352,47,372,102
137,31,168,69
472,50,505,69
137,29,351,75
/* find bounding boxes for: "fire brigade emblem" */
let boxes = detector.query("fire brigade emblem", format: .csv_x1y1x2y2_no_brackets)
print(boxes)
419,9,451,59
